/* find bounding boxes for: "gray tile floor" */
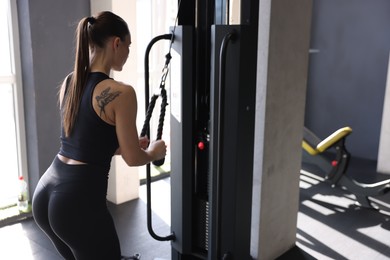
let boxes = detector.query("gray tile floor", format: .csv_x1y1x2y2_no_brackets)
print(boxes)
1,158,390,260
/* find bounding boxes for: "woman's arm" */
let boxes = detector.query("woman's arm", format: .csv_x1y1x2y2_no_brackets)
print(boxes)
113,83,166,166
114,136,149,155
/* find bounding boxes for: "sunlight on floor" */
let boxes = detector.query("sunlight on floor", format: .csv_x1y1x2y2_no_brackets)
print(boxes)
0,223,34,260
299,170,324,189
301,200,336,216
297,211,390,260
139,179,171,225
311,193,355,210
357,224,390,255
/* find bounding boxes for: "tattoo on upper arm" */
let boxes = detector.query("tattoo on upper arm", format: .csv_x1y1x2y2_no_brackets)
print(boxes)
95,87,121,117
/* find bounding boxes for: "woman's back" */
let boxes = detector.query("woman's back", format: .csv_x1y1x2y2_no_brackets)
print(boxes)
59,72,119,170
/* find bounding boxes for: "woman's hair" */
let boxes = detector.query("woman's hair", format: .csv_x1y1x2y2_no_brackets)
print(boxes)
62,11,130,137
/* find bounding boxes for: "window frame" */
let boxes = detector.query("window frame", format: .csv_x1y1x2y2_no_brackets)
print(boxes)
2,0,29,185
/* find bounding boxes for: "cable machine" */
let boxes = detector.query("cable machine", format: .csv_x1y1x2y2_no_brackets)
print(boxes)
143,1,259,259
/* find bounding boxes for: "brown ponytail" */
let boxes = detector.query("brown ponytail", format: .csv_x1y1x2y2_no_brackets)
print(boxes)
62,17,90,137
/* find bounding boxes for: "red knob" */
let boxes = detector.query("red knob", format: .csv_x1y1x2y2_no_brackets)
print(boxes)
198,141,205,150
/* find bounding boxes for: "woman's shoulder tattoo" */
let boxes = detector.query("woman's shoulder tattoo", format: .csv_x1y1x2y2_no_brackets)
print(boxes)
95,87,121,117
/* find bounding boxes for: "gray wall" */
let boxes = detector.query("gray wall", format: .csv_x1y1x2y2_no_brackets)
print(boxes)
17,0,90,195
305,0,390,160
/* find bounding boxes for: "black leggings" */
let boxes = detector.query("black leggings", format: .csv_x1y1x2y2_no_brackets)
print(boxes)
32,156,121,260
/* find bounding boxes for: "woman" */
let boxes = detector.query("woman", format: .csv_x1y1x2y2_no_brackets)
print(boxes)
32,11,166,259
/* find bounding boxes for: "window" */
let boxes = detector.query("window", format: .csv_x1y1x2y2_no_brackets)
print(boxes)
0,0,28,209
136,0,178,182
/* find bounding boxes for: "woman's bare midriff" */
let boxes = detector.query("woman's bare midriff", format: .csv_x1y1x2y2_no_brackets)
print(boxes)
57,154,87,165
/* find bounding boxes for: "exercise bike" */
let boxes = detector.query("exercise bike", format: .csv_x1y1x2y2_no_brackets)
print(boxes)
302,126,390,210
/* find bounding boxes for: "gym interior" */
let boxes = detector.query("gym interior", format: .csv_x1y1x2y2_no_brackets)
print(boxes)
1,0,390,259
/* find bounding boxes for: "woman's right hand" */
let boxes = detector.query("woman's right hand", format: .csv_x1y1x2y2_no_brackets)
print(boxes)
148,140,167,161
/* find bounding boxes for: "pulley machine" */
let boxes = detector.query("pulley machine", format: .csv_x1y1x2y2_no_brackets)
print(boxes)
142,1,259,259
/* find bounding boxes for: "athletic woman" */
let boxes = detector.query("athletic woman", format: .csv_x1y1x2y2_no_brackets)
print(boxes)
32,11,166,259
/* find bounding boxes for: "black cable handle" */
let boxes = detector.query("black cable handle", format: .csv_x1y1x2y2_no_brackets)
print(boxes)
141,33,175,242
141,34,172,166
140,88,168,167
215,31,236,257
